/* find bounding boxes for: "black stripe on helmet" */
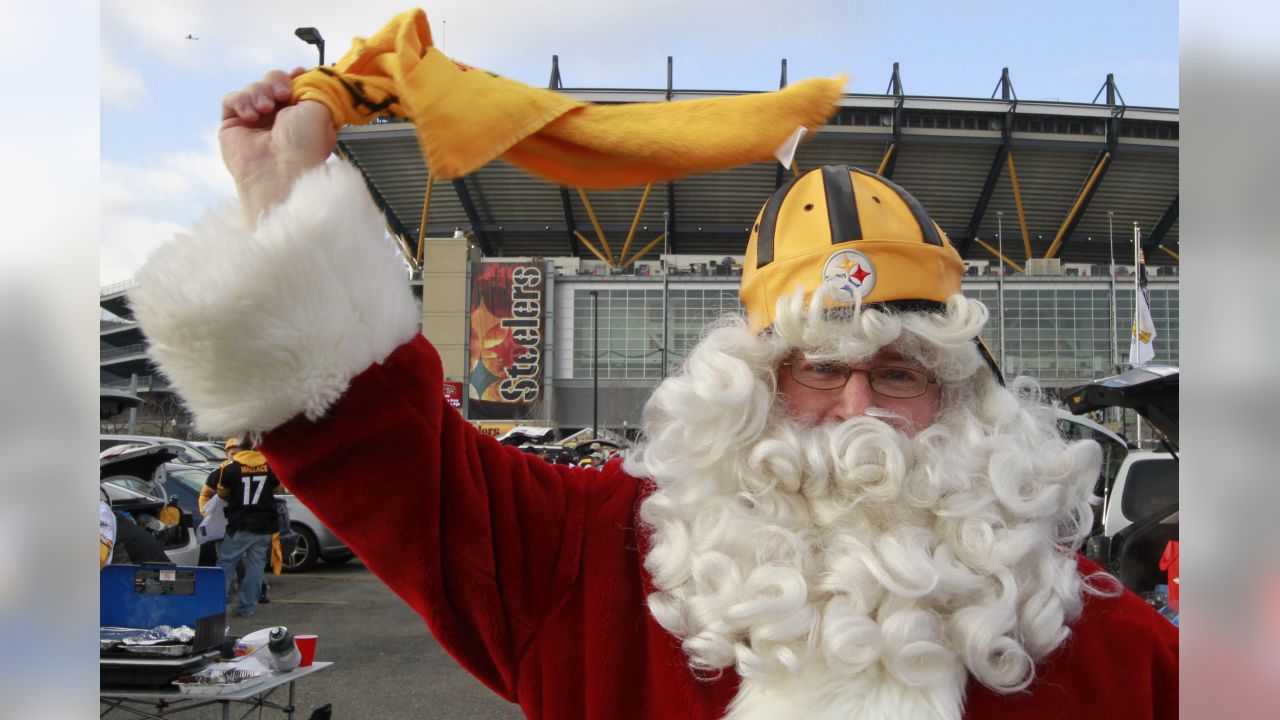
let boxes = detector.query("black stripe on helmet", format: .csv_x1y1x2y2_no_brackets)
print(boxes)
754,174,803,268
822,165,862,245
851,168,944,247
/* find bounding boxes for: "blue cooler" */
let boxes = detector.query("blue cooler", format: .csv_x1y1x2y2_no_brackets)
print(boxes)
100,564,227,688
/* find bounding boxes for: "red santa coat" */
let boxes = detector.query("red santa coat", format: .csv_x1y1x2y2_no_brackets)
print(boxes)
262,335,1179,719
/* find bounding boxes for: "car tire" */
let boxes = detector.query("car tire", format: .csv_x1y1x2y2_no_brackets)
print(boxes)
284,524,319,572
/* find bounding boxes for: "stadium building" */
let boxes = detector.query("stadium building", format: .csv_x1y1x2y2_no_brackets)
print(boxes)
101,62,1178,440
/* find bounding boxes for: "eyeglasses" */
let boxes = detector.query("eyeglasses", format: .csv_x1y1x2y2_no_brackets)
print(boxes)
781,359,937,398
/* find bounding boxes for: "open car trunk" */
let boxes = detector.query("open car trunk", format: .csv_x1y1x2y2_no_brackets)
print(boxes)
1065,365,1179,605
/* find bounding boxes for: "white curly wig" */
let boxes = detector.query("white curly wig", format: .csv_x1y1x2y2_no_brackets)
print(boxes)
625,289,1114,719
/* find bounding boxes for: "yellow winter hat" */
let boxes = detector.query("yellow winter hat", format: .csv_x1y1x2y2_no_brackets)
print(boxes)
740,165,1001,379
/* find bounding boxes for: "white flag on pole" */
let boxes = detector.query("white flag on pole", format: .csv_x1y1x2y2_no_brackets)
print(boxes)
772,126,807,171
1129,248,1157,366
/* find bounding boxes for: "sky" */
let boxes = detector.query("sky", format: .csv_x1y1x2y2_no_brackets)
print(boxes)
99,0,1180,286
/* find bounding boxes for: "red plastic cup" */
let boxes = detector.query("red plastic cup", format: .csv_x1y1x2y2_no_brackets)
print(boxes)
294,634,318,667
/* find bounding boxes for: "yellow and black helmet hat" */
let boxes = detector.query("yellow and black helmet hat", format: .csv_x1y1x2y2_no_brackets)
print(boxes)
740,164,1002,383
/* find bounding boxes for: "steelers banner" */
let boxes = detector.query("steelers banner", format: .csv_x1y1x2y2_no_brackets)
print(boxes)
466,262,545,420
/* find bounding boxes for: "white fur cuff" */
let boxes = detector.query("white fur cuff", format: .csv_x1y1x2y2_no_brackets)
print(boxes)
130,161,420,437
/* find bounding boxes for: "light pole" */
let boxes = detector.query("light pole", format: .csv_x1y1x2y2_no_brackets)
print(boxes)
996,211,1005,374
590,290,599,439
1107,210,1117,376
294,27,325,65
661,210,670,380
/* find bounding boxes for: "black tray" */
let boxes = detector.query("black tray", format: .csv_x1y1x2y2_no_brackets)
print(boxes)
100,649,220,689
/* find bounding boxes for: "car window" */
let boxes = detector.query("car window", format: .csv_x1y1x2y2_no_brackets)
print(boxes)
1057,418,1127,496
105,477,153,495
1120,458,1178,522
167,468,210,492
192,444,226,461
169,442,210,464
102,475,166,503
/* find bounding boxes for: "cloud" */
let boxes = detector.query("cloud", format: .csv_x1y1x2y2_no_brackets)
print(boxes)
100,131,235,286
101,43,148,110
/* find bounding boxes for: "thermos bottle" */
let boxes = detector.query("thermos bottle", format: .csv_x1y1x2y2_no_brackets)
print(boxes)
267,626,301,672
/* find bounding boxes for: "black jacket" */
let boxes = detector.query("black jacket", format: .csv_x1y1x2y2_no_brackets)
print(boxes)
206,450,281,535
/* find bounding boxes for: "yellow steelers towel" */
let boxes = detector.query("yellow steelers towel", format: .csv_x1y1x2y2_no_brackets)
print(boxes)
292,9,844,188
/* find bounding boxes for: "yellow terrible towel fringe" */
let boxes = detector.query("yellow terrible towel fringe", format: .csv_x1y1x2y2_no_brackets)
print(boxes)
293,9,844,189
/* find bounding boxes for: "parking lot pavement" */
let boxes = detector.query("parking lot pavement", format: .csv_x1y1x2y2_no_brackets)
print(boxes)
102,558,525,719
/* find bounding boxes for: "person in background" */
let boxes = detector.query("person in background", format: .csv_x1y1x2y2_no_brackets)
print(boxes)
202,437,285,602
204,436,281,616
99,487,116,569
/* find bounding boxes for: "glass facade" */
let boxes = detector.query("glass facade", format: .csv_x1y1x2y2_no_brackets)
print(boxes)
572,287,741,379
963,283,1178,384
570,280,1178,387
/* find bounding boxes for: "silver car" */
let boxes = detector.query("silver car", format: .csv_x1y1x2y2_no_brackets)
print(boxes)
275,491,354,571
101,434,221,468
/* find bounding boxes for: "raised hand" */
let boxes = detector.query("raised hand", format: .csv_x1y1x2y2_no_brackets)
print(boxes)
220,68,338,227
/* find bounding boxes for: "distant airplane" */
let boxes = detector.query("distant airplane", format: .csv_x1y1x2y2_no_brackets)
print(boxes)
186,34,198,40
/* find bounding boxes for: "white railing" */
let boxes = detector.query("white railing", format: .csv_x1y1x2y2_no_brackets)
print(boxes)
101,279,135,296
101,343,148,361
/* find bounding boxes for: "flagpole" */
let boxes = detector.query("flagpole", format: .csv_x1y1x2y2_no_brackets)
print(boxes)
1107,211,1118,431
1133,221,1141,334
1108,211,1117,374
1132,221,1143,445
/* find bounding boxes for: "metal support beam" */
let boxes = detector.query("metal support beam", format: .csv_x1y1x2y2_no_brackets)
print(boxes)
621,233,667,267
548,54,562,90
335,140,415,249
883,62,904,179
574,231,613,267
973,237,1025,274
618,183,654,264
959,145,1010,258
665,182,678,254
452,177,494,256
1094,73,1125,155
962,68,1018,258
665,57,680,254
990,67,1016,101
1045,150,1112,259
415,173,435,266
1006,151,1033,261
559,187,582,257
876,143,896,177
775,58,789,190
387,222,418,269
1143,196,1179,256
576,188,614,262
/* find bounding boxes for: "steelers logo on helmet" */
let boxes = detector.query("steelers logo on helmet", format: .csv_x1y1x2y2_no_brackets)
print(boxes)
821,248,876,304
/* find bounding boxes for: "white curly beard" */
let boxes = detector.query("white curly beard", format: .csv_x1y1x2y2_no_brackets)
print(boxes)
626,294,1103,720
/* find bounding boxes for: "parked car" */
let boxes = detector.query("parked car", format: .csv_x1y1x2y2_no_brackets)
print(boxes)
100,444,200,566
101,434,220,468
164,467,350,572
1066,365,1179,596
1054,408,1131,535
189,441,228,462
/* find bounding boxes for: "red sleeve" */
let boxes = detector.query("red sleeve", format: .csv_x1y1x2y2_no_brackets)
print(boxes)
261,335,596,701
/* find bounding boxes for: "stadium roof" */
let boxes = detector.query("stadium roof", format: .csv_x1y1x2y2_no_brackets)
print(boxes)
338,70,1178,270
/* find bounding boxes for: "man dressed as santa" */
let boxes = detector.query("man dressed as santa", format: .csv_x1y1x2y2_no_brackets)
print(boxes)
131,70,1177,719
